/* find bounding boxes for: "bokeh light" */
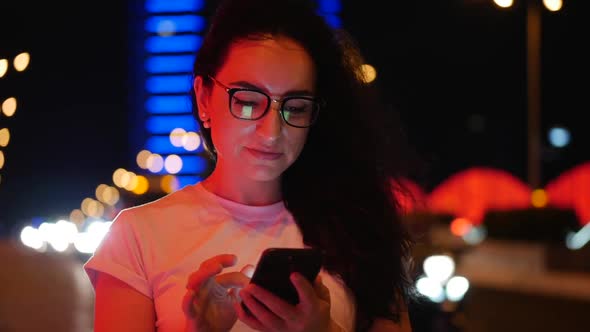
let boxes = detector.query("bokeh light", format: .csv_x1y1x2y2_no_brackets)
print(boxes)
548,126,570,148
102,186,120,206
123,172,138,191
136,149,152,169
112,168,128,187
360,64,376,83
69,209,86,226
164,154,183,174
450,217,473,237
131,175,149,195
161,174,179,193
493,0,514,8
0,128,10,147
531,189,548,208
13,52,30,72
170,128,186,147
95,184,109,203
543,0,562,11
1,97,17,117
0,59,8,77
147,154,164,173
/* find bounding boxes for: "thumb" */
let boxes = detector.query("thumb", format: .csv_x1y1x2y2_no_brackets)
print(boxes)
313,274,331,303
241,264,255,278
227,264,255,303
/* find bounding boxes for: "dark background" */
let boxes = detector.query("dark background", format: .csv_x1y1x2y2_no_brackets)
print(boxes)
0,0,588,230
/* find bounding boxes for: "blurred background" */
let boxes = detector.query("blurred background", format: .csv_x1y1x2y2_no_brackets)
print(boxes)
0,0,588,331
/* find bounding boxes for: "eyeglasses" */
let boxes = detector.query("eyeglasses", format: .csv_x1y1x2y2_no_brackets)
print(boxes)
208,75,321,128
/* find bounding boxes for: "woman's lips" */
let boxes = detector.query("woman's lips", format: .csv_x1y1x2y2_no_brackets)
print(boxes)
245,147,283,160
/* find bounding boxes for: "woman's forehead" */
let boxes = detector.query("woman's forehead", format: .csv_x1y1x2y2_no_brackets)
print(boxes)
218,37,317,95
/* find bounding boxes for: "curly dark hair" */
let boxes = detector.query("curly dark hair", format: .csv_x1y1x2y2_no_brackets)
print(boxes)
191,0,418,330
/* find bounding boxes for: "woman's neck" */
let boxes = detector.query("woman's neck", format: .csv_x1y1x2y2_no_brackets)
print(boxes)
201,168,282,206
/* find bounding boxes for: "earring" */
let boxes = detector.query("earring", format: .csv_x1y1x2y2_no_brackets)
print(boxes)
200,112,210,128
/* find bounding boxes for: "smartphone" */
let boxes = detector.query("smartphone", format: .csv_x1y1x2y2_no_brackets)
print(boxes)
242,247,324,313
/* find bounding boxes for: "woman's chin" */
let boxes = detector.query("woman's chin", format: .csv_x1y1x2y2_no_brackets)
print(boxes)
244,166,285,183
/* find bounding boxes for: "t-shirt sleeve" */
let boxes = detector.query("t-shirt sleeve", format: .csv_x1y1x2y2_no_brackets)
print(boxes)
83,210,152,298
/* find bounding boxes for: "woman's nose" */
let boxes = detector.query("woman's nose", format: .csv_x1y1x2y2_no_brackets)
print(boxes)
256,101,282,142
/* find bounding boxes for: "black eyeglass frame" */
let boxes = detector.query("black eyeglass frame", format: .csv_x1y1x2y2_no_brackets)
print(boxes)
207,75,322,128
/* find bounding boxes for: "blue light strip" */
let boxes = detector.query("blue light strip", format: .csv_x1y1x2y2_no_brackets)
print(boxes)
145,115,197,134
145,15,206,33
145,95,192,114
176,175,203,188
180,155,209,173
146,75,192,94
145,55,195,73
145,0,204,13
140,0,208,179
145,35,203,54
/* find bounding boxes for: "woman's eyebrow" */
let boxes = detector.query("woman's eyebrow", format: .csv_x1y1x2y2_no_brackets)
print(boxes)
228,80,314,96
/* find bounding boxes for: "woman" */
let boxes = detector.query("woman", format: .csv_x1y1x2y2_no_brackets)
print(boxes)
85,0,416,331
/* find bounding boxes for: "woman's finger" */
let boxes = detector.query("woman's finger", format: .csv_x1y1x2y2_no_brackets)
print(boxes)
181,290,196,317
215,271,251,289
186,254,237,290
234,297,266,331
245,283,295,320
313,274,331,303
290,272,317,308
200,254,237,270
240,289,284,330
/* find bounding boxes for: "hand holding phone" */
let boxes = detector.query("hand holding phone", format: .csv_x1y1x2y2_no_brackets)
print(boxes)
241,247,324,313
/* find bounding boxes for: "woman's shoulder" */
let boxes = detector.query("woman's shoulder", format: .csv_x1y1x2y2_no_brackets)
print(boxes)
113,183,211,225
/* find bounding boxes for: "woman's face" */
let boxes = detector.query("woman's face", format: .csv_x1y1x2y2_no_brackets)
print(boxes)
196,36,316,183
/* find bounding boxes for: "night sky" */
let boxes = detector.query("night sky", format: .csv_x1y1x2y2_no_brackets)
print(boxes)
0,0,588,230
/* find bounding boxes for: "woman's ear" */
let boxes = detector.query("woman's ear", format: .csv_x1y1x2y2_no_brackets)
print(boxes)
194,75,210,123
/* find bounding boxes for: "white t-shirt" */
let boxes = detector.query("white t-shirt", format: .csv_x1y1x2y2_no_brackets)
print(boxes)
84,183,355,332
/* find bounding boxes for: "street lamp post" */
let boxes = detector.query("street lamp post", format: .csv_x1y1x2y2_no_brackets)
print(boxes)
494,0,562,188
526,0,542,189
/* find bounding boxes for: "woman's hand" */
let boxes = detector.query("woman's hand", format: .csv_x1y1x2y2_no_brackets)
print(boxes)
182,254,253,332
235,273,331,332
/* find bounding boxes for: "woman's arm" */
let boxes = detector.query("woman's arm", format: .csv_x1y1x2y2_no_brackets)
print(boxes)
94,271,156,332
